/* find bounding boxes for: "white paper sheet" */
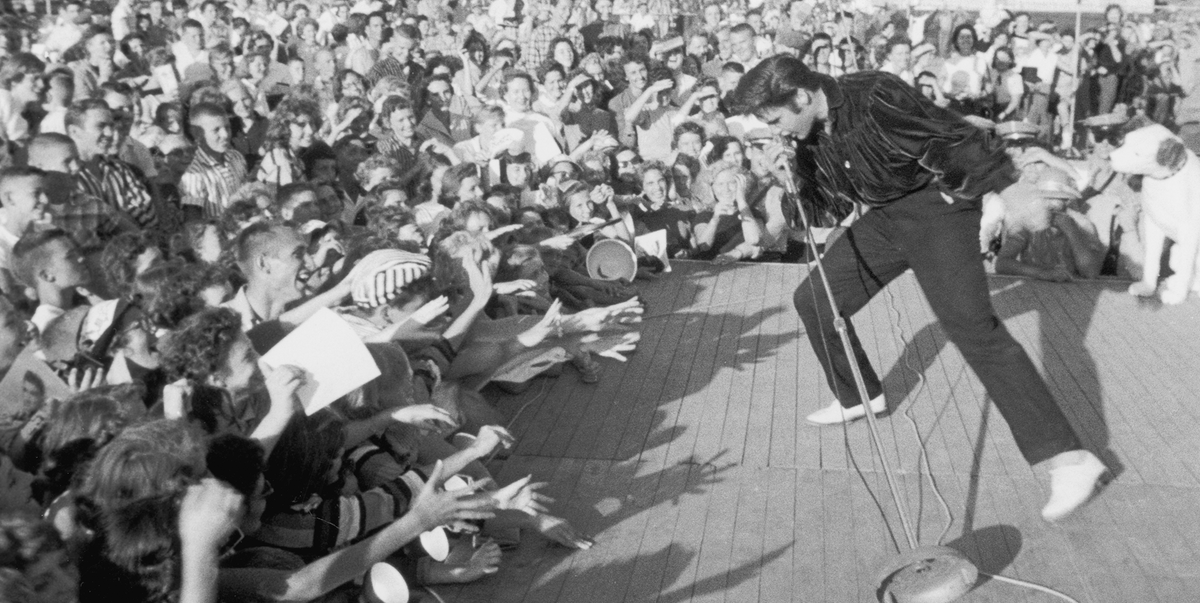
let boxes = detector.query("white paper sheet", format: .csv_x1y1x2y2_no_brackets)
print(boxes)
635,229,671,273
260,309,381,415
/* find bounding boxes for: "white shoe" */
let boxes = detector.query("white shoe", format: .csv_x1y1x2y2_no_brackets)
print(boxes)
1042,451,1107,522
805,395,886,426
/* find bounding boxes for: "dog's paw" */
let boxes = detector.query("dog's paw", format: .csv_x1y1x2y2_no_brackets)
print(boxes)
1160,287,1189,305
1128,281,1158,297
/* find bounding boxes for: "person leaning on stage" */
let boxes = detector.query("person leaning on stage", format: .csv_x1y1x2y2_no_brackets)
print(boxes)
730,55,1107,523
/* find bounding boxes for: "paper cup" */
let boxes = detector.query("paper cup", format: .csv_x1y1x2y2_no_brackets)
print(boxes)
586,239,638,281
419,526,450,561
360,562,409,603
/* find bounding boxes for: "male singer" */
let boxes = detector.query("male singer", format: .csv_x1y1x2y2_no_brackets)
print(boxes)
731,55,1105,522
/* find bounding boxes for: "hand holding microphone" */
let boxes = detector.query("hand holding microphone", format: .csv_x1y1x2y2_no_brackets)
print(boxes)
763,137,800,195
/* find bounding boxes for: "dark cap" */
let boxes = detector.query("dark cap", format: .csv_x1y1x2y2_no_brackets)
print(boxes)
730,55,842,118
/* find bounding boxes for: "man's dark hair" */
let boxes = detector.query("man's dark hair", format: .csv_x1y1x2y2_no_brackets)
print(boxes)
95,80,135,100
277,182,316,212
730,55,825,117
188,101,227,124
596,36,625,57
622,54,648,71
502,71,536,96
118,33,145,58
730,23,756,37
66,98,111,130
12,228,74,288
330,23,350,44
181,18,204,32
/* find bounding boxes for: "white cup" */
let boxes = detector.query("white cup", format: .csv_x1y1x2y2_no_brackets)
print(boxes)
360,562,409,603
419,526,450,562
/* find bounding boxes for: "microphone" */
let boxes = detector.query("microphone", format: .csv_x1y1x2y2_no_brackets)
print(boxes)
772,136,801,197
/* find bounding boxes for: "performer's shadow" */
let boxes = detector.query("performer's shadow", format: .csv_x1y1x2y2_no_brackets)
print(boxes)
876,275,1124,526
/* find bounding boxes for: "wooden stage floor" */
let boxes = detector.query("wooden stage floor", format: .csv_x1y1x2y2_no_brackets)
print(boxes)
444,261,1200,603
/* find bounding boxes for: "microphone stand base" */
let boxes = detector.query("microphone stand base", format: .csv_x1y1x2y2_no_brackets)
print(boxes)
876,545,979,603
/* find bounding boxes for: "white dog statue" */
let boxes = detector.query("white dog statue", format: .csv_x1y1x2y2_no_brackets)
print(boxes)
1109,124,1200,304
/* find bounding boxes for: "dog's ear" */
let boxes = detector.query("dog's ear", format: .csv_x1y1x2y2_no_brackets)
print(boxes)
1156,137,1188,173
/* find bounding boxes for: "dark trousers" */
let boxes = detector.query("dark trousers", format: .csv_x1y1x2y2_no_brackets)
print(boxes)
793,187,1082,465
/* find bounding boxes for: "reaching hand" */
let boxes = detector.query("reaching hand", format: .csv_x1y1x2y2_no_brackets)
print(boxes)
462,251,494,304
333,107,364,132
538,234,576,250
486,224,523,240
763,139,796,180
589,183,614,206
534,514,594,549
262,363,306,415
517,299,564,347
559,298,643,333
67,366,107,393
648,79,676,94
493,279,537,296
409,461,497,531
578,331,640,362
490,475,552,516
469,425,516,458
567,73,591,91
178,478,244,553
391,404,457,432
714,198,737,217
409,296,450,325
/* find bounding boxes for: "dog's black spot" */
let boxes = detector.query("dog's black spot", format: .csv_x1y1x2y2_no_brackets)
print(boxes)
1156,138,1188,172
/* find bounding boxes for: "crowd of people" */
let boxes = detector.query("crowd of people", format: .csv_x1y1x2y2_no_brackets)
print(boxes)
0,0,1194,600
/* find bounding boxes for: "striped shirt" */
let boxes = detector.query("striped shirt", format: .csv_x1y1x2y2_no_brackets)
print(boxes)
365,56,422,89
255,147,306,187
180,147,248,218
253,467,426,559
77,156,158,229
46,186,133,246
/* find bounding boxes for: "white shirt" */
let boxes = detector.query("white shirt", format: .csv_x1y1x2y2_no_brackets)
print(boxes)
942,52,987,98
172,41,209,76
31,305,65,338
504,107,564,167
350,0,384,14
0,223,20,272
111,0,134,42
39,108,67,135
0,90,30,144
880,62,915,86
488,0,516,24
41,21,83,60
1020,46,1060,90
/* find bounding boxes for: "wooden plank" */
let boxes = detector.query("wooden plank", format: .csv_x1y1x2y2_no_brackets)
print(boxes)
744,265,795,469
758,466,796,602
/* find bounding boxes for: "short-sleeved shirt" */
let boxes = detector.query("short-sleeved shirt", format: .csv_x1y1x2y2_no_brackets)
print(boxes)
180,147,249,218
633,106,676,162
